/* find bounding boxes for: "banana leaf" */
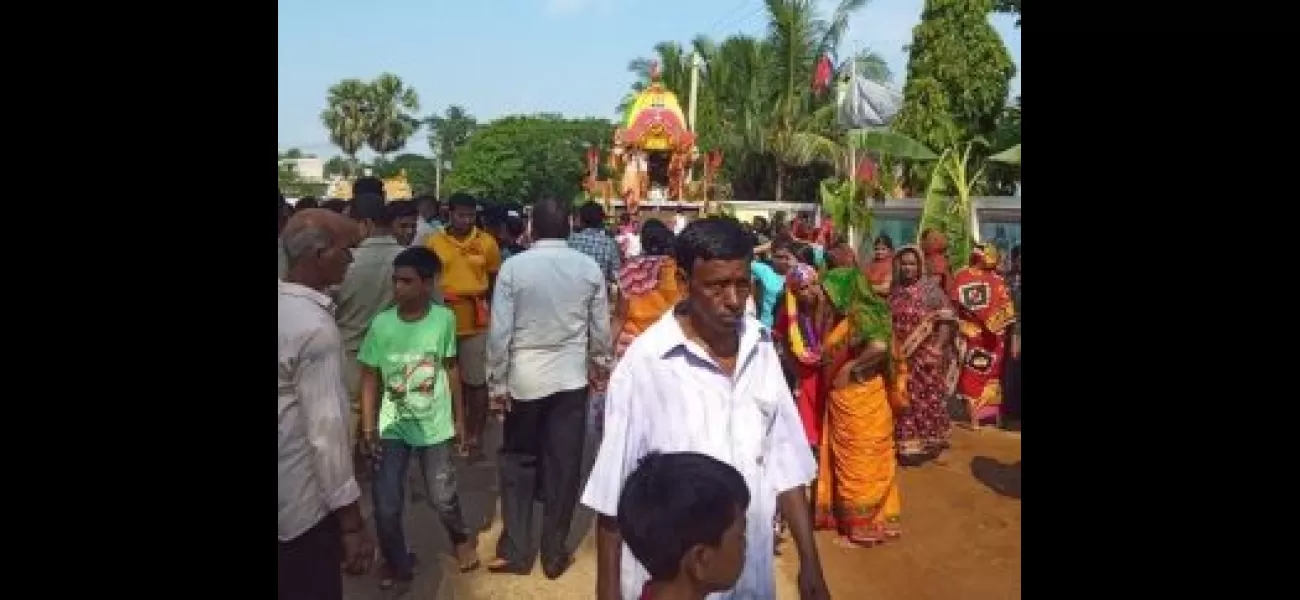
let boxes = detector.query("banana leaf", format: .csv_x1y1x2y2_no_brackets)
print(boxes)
989,144,1020,165
847,129,940,161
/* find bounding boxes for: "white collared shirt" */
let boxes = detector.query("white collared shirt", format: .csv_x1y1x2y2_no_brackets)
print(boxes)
278,280,361,541
580,309,816,599
485,239,613,401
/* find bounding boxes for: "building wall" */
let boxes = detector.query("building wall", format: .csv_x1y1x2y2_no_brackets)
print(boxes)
280,157,326,183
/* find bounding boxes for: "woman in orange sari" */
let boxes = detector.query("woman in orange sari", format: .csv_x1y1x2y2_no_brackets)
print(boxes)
950,243,1017,428
812,267,901,546
611,219,679,359
863,234,894,297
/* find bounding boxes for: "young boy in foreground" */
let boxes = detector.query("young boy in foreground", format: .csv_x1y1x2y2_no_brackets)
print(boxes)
618,452,751,600
359,247,479,591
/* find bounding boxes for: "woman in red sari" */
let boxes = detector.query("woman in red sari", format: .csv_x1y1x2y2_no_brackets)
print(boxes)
950,243,1017,428
888,245,959,465
773,262,833,448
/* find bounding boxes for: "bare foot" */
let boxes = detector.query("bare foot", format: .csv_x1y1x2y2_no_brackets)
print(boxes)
455,542,480,572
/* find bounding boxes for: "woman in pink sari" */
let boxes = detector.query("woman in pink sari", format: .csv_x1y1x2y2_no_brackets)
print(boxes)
888,245,959,465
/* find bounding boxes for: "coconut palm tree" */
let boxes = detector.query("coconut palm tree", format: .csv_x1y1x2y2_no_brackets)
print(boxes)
320,78,371,175
618,41,697,115
762,0,869,202
424,105,478,165
365,73,422,162
424,105,479,198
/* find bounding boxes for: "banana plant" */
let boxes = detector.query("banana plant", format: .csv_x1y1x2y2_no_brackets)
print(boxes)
918,141,1021,268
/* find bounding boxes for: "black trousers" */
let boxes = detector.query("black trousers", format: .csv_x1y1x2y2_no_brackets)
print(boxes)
495,386,588,568
278,513,342,600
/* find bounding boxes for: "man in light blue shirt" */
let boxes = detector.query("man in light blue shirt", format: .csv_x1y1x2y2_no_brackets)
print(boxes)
751,260,785,329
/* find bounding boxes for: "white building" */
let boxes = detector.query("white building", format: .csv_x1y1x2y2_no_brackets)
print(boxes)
279,157,326,183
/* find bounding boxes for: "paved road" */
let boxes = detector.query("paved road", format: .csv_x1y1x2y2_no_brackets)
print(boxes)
342,419,1021,600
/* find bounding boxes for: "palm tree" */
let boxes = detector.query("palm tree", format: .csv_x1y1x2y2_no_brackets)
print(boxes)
763,0,868,202
424,105,478,164
320,79,371,175
850,48,892,83
365,73,422,162
618,41,697,116
424,105,479,198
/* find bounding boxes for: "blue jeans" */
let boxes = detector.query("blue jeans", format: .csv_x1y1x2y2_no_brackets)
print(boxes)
372,439,469,579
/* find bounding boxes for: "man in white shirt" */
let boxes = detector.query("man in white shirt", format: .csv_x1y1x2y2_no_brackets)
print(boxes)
278,209,375,600
672,207,688,235
581,216,829,600
485,197,613,579
410,194,444,248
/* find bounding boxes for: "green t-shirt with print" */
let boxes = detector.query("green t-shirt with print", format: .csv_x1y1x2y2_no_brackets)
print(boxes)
358,305,458,446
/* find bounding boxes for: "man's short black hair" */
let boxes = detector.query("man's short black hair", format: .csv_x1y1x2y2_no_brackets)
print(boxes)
296,196,320,210
353,176,385,198
352,193,391,225
531,197,571,240
577,201,605,229
447,192,477,211
617,452,750,582
505,215,526,238
386,199,418,220
393,247,442,280
674,216,754,275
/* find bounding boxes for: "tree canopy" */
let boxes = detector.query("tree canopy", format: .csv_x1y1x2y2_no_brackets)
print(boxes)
443,115,614,204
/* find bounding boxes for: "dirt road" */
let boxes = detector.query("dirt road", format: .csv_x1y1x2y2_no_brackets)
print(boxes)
342,425,1021,600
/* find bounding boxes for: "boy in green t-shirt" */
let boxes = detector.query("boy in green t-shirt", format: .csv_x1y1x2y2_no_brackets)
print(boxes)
359,247,479,590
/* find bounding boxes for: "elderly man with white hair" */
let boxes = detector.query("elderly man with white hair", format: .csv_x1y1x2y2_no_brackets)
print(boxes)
278,209,375,600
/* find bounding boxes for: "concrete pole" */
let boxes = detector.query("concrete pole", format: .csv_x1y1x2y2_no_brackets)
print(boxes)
687,52,703,186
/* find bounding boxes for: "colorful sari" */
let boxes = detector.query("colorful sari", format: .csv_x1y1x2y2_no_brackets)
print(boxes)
950,245,1017,425
813,268,901,544
773,264,835,446
864,250,894,297
921,229,951,292
614,255,680,359
888,245,958,458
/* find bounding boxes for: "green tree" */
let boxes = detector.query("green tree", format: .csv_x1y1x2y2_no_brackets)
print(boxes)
323,156,350,177
893,0,1015,188
445,115,614,205
320,79,371,175
365,73,422,161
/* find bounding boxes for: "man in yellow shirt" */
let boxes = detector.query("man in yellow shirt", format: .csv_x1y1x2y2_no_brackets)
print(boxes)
428,193,502,459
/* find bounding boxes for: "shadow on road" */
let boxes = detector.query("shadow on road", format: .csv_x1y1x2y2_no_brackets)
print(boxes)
969,456,1020,499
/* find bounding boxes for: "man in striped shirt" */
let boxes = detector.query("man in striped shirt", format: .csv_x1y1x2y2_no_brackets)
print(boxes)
279,209,375,600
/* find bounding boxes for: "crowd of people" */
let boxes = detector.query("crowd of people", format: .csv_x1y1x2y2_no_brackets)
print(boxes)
277,178,1021,600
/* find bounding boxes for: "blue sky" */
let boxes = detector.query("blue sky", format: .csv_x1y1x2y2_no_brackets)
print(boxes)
278,0,1020,158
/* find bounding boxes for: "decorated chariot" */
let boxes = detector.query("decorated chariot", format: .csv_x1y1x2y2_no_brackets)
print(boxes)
323,170,413,201
584,63,722,214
